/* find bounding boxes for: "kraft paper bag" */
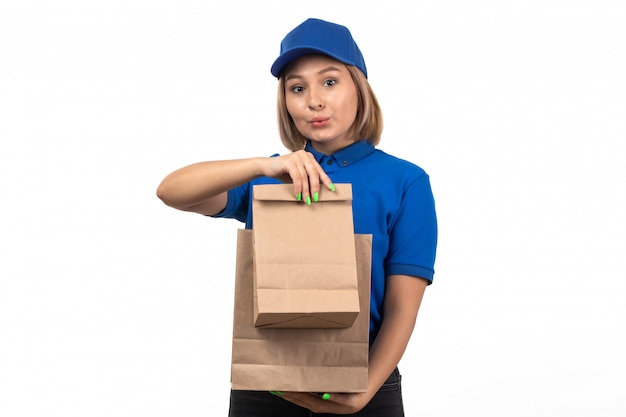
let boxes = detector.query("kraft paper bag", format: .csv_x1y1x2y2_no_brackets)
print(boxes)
251,183,360,328
231,229,371,393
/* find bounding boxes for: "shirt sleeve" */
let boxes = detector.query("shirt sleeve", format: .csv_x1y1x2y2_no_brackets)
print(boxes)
385,172,438,283
210,183,250,224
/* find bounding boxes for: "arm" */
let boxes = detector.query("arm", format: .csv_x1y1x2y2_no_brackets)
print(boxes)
156,158,264,215
156,151,333,216
365,274,428,399
280,274,428,414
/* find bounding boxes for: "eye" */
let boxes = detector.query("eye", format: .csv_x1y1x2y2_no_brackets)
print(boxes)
323,79,337,87
290,85,305,93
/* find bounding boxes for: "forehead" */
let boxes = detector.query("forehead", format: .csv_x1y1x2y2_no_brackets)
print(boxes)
284,54,347,77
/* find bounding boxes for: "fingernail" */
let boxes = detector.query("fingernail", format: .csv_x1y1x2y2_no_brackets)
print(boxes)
322,393,331,400
329,183,336,192
297,193,302,201
313,192,319,202
269,391,285,396
306,196,311,206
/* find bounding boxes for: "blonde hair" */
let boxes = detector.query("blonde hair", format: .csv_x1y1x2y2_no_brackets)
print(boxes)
276,64,383,151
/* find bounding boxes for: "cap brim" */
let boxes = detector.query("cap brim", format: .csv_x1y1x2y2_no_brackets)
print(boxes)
271,47,350,78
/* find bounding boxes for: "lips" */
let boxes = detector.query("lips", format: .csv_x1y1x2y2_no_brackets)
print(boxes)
309,117,330,127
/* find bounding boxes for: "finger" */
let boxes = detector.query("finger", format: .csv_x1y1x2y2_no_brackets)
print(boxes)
302,152,328,203
318,171,335,193
305,166,321,204
280,392,324,410
287,151,311,204
284,155,306,201
304,153,334,194
296,162,311,205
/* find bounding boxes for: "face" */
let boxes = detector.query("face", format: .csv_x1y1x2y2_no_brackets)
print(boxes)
284,54,359,155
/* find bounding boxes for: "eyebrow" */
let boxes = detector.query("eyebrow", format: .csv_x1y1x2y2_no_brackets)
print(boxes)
285,65,343,81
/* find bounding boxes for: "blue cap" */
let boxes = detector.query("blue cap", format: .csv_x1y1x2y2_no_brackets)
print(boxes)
271,18,367,78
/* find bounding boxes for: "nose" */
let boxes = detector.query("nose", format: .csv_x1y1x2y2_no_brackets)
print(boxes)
307,88,324,110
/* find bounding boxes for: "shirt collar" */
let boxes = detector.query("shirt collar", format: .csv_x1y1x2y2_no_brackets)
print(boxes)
304,140,375,166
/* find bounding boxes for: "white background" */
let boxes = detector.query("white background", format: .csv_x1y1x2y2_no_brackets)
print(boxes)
1,1,625,416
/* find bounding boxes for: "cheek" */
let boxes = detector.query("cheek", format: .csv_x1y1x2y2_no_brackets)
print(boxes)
341,97,358,121
339,88,359,118
285,98,300,119
286,102,307,126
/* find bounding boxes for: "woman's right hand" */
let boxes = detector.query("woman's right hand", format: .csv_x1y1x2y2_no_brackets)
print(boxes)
261,150,335,203
157,150,334,215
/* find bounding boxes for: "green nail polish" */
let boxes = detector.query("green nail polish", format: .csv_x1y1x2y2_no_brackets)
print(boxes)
297,193,302,201
329,183,336,192
269,390,284,396
313,192,319,202
306,196,311,206
322,393,331,400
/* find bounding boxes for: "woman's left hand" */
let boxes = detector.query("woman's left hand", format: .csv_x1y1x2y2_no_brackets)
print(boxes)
272,391,371,414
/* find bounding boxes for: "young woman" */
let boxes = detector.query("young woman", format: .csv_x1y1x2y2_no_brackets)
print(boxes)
157,18,438,416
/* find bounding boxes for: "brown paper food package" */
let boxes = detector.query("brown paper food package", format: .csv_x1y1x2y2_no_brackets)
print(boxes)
251,183,360,328
231,229,371,392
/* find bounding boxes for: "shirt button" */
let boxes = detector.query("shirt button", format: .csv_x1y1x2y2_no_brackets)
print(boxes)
327,160,333,165
342,160,349,166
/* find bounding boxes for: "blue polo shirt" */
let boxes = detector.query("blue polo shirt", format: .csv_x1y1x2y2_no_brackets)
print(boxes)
214,140,438,342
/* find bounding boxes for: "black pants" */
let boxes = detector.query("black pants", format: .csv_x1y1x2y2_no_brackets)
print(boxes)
228,367,404,417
